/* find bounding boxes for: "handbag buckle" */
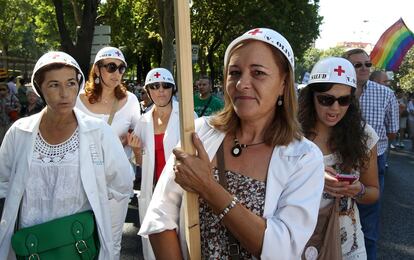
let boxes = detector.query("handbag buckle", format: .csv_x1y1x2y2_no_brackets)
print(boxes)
228,243,240,256
29,254,40,260
75,240,88,254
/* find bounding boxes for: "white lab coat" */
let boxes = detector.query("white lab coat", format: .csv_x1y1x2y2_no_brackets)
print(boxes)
133,100,196,260
0,108,134,260
139,117,325,259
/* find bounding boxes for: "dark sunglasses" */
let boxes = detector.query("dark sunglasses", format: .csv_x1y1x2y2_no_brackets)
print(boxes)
101,62,126,74
316,94,352,106
353,62,372,69
147,83,173,90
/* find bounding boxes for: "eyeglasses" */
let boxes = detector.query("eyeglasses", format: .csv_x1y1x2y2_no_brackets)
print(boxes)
0,88,7,92
101,62,126,74
147,83,173,90
315,94,352,106
353,62,372,69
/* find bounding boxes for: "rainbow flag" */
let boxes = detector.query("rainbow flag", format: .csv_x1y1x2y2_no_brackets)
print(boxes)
370,18,414,71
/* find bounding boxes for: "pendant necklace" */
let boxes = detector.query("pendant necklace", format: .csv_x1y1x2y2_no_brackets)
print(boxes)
230,136,265,157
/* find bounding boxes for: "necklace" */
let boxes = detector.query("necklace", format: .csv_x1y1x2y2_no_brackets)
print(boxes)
230,137,265,157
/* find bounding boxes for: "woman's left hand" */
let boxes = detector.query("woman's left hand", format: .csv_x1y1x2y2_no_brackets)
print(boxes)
341,181,363,198
173,133,215,195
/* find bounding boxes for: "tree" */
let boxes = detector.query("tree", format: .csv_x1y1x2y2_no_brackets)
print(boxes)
52,0,100,76
99,0,162,83
0,0,33,56
191,0,323,84
396,48,414,93
156,0,175,72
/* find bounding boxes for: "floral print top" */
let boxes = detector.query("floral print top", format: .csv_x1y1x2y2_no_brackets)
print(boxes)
199,169,266,259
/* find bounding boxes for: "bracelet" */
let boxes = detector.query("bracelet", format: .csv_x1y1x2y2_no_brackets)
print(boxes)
218,196,239,221
354,182,366,200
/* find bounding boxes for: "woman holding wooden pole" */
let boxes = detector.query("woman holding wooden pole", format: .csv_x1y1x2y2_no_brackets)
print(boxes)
139,28,325,259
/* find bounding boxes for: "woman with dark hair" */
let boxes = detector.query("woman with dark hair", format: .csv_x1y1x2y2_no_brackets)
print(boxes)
299,57,379,259
0,51,133,259
138,28,325,259
128,68,197,260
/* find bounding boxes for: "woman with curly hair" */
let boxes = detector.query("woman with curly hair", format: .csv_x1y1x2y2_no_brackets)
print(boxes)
299,57,379,259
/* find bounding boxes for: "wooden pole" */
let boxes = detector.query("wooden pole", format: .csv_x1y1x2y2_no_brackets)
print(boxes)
173,0,201,259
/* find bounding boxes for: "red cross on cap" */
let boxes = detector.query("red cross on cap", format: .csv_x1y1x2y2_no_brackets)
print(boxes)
334,65,345,76
51,54,60,59
115,51,121,56
248,29,262,35
154,72,161,78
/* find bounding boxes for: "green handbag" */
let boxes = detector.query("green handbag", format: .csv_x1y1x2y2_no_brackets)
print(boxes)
11,210,100,260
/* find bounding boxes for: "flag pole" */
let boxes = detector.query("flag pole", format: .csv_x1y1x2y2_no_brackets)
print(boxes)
173,0,201,259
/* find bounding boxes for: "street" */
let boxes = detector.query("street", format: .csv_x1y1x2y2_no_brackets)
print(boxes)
378,140,414,259
120,140,414,259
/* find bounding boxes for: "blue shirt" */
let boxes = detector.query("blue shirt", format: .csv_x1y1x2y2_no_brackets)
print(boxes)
359,80,399,155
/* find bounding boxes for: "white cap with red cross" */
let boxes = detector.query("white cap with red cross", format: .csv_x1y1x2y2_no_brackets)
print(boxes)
144,68,175,87
31,51,85,97
94,46,127,66
224,28,295,70
307,57,356,89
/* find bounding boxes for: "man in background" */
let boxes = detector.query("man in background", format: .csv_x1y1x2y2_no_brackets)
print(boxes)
369,70,391,87
343,49,399,260
193,76,223,117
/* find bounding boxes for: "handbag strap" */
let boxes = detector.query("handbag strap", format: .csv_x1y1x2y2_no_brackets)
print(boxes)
216,143,240,260
199,95,213,117
72,220,93,260
107,98,119,125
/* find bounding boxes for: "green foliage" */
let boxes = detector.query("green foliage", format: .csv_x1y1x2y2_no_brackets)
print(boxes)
99,0,162,82
191,0,323,82
396,48,414,93
3,0,323,84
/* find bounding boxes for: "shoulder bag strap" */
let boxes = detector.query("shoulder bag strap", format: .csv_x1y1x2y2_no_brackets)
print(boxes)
216,143,240,260
199,95,213,117
107,98,119,125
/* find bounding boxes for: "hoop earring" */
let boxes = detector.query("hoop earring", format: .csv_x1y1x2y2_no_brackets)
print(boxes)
94,77,100,84
277,96,283,106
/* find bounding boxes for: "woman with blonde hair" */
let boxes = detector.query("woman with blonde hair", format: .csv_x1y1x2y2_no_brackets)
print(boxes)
139,28,325,259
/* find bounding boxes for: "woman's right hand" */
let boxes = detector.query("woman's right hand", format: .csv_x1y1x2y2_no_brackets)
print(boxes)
127,132,142,156
323,166,349,198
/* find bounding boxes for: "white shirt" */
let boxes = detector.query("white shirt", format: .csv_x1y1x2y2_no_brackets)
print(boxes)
76,91,141,137
20,128,91,229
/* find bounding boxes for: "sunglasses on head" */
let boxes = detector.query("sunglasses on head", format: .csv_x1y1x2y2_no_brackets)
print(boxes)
101,62,126,74
353,62,372,69
147,83,173,90
315,94,352,106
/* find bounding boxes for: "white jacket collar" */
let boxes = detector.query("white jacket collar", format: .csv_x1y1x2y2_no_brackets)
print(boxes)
142,100,179,123
14,107,101,133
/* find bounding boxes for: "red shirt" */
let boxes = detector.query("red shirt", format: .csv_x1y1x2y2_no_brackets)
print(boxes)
154,133,166,183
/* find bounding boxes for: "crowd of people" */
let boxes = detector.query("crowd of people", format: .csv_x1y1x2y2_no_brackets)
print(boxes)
0,27,412,260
